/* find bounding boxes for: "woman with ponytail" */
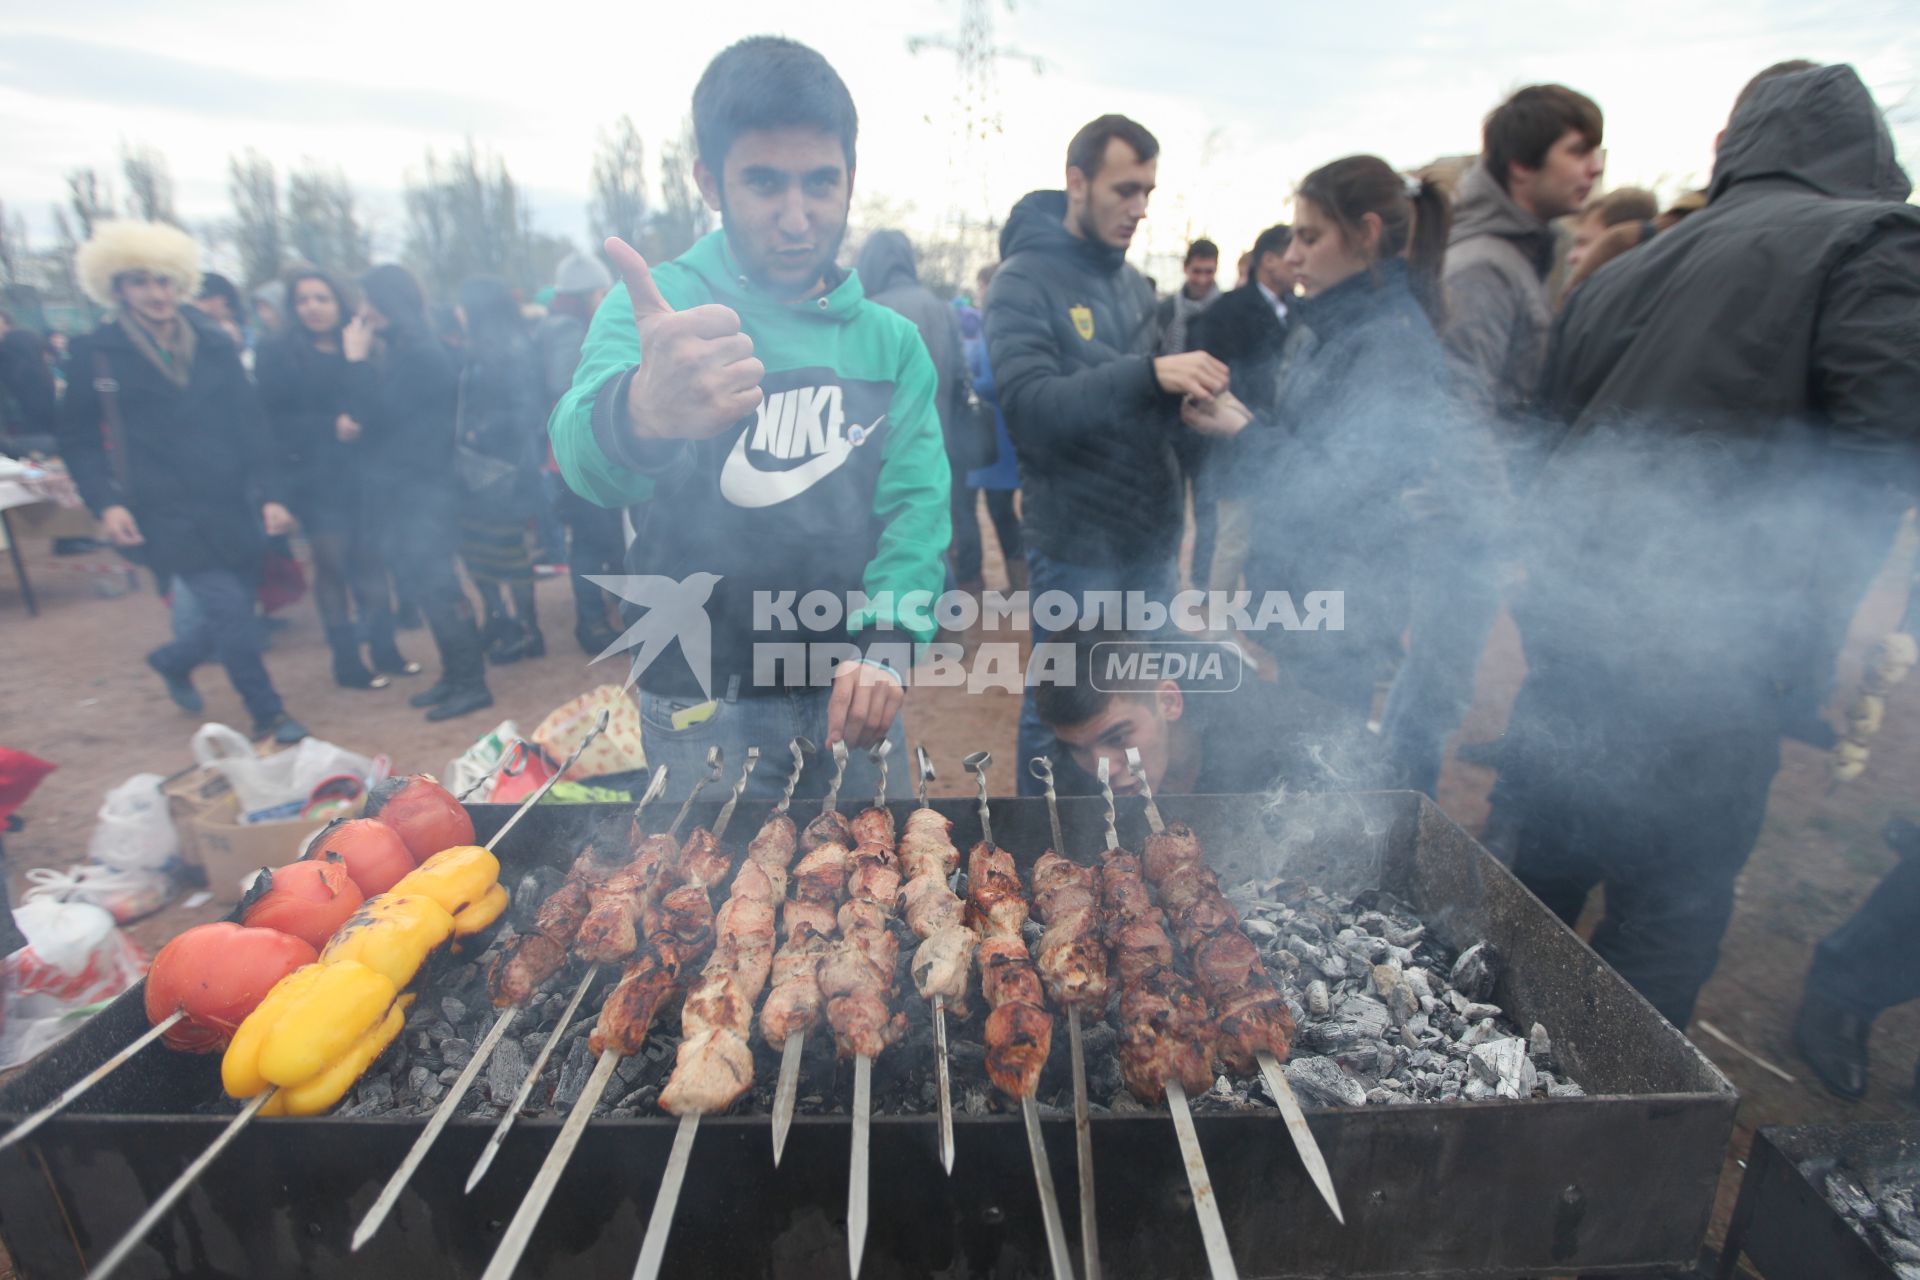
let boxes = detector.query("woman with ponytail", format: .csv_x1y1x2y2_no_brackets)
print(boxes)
1186,154,1460,718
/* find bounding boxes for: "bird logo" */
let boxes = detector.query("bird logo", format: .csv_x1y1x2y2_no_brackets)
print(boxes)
584,572,724,697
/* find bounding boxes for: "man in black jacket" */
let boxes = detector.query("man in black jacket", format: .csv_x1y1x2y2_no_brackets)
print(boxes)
1489,63,1920,1028
1192,223,1293,594
61,221,307,742
984,113,1229,793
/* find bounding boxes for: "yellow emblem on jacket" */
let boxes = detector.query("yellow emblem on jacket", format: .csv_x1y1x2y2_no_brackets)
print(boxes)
1070,305,1094,341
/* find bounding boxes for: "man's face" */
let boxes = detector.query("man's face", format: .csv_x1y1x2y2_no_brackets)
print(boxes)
1183,255,1217,298
698,126,853,299
1067,138,1157,250
195,294,235,326
1512,128,1604,221
1049,685,1184,795
117,271,181,325
1564,210,1609,274
1255,248,1297,296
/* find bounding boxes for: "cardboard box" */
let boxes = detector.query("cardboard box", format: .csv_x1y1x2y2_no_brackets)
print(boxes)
161,765,232,868
183,793,328,903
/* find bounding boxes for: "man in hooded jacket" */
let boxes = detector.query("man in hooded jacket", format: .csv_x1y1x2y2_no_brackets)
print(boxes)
1489,63,1920,1028
984,114,1230,793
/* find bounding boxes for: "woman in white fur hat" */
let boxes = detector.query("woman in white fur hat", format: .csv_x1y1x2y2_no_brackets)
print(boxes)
60,220,308,743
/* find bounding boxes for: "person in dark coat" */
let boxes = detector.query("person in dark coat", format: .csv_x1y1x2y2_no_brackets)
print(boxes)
345,264,492,721
1194,156,1458,718
1488,62,1920,1029
60,221,307,742
1191,222,1293,595
256,265,413,688
853,229,982,588
0,311,57,452
983,113,1231,794
536,252,624,656
455,275,547,663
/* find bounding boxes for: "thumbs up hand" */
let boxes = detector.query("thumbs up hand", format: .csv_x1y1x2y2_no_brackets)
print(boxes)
608,237,766,441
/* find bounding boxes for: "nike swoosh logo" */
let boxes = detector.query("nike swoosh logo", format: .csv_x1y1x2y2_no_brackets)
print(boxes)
718,415,883,509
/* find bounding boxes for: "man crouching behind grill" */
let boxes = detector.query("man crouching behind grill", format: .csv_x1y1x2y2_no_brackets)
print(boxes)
549,37,950,806
1035,627,1385,797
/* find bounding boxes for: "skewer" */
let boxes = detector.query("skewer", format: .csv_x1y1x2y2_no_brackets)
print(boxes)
629,746,763,1280
1101,757,1238,1279
1031,754,1101,1280
82,721,617,1280
1123,747,1344,1226
480,749,741,1280
350,712,613,1246
772,737,837,1167
917,746,957,1177
461,759,673,1193
840,739,897,1280
4,715,615,1163
966,750,1074,1280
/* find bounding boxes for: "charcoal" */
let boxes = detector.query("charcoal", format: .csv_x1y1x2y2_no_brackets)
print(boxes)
1528,1023,1553,1063
1305,980,1330,1017
1468,1037,1535,1100
1828,1171,1881,1222
1880,1230,1920,1264
1241,918,1277,940
1284,1056,1367,1108
1449,943,1501,1003
523,1031,547,1057
489,1037,528,1101
441,1038,473,1069
1546,1079,1585,1098
1459,1002,1502,1022
615,1053,650,1090
554,1038,594,1109
1459,1018,1498,1048
1303,994,1390,1050
440,997,469,1025
437,1066,461,1085
426,1020,456,1042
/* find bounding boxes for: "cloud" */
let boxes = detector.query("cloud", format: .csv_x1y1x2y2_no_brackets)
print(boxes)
0,32,518,135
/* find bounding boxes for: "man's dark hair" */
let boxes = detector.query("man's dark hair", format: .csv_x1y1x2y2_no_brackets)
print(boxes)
1250,223,1292,264
196,272,243,315
1582,187,1659,226
1483,85,1604,189
692,36,858,173
1066,114,1159,181
1732,59,1822,115
1033,629,1170,728
1184,238,1219,265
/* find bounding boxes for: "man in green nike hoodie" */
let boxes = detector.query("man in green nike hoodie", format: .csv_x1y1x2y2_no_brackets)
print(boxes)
550,36,951,803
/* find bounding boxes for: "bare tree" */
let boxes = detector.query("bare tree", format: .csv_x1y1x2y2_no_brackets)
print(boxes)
121,144,181,226
66,169,114,237
590,115,649,251
285,163,371,276
0,202,23,288
404,139,538,295
651,117,712,262
227,149,284,289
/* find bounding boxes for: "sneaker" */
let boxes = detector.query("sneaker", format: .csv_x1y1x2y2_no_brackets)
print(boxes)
146,654,203,714
23,863,176,925
251,713,311,745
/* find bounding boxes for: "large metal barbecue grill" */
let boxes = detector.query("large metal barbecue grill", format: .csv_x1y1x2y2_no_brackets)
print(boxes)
0,790,1735,1279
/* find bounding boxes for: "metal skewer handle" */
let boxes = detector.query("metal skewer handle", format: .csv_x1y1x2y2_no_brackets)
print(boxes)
915,745,934,809
483,709,613,852
870,739,892,808
1095,758,1119,851
962,751,993,847
666,746,725,840
823,740,850,813
775,738,814,816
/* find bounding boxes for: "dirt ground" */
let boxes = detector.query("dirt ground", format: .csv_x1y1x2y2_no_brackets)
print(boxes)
3,503,1916,1275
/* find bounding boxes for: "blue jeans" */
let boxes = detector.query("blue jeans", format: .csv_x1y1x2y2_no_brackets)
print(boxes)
1379,536,1501,796
151,569,284,723
1016,548,1179,797
638,686,909,810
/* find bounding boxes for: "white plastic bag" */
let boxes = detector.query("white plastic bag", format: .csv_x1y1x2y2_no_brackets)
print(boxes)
0,900,147,1069
86,773,179,871
191,724,380,820
442,720,522,804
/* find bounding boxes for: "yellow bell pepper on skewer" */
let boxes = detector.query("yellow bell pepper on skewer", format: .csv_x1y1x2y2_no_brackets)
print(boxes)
320,895,456,988
263,996,414,1117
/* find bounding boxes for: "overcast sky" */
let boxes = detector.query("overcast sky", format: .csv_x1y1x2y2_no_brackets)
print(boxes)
2,0,1913,282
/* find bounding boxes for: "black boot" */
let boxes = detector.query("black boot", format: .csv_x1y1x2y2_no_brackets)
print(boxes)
1793,990,1872,1100
577,621,620,656
512,583,544,660
326,624,389,690
483,613,524,665
424,683,495,722
408,680,459,709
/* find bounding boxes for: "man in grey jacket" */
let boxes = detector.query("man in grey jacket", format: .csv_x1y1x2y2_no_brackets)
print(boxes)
1492,63,1920,1028
1381,84,1604,796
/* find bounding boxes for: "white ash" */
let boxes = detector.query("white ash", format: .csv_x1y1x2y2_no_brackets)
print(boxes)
1808,1160,1920,1277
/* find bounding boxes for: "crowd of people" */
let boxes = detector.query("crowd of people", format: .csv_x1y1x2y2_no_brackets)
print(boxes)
5,38,1919,1096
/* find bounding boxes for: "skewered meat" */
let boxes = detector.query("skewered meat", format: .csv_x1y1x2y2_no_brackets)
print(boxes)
1137,824,1296,1072
792,844,850,904
984,1000,1054,1098
1108,920,1175,983
1099,854,1160,927
677,827,732,890
657,1028,755,1114
803,809,852,851
1116,966,1216,1102
489,878,591,1007
589,837,718,1056
850,806,896,850
759,923,831,1042
965,842,1029,937
1030,851,1109,1010
746,816,797,899
782,899,838,940
910,925,977,1007
902,875,964,936
978,935,1047,1008
846,844,901,911
819,941,905,1058
575,834,680,964
899,809,960,881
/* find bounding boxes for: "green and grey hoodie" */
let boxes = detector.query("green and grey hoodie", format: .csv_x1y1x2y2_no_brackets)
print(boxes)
550,230,952,698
